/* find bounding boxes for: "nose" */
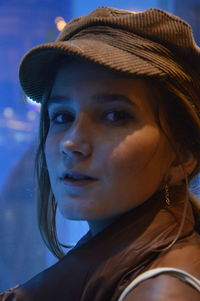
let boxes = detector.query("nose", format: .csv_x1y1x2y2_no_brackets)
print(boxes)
61,139,92,158
60,116,93,159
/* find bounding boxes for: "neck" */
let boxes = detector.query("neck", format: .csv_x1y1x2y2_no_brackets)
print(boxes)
87,215,121,236
87,185,187,237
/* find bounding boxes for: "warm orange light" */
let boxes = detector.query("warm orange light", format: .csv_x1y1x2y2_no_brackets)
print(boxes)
55,17,67,31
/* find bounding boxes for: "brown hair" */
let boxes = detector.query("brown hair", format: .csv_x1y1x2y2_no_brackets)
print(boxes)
35,73,200,259
149,78,200,179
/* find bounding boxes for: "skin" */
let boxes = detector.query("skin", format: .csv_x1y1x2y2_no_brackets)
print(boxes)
45,59,176,236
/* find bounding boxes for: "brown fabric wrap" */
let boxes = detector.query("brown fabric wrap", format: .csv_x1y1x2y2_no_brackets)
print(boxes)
3,189,200,300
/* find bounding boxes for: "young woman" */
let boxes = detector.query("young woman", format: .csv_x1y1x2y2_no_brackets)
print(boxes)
1,6,200,300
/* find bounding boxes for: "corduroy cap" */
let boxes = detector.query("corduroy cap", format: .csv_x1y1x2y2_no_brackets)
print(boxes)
19,6,200,103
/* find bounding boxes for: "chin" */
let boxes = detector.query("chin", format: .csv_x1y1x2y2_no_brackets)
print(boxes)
59,207,110,222
59,210,86,221
58,205,92,221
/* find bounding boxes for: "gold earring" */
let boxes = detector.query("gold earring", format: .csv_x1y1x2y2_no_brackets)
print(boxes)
165,184,170,205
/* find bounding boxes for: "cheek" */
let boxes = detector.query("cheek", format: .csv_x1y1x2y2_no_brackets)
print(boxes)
109,128,161,174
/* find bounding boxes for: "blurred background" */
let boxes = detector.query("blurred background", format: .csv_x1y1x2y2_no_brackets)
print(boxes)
0,0,200,291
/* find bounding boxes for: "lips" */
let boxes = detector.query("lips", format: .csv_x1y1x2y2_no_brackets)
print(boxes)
59,171,98,186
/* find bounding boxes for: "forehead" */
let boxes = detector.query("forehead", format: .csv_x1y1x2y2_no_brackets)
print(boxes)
48,58,156,113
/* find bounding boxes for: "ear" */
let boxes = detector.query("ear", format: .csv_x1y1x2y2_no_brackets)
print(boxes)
168,153,197,185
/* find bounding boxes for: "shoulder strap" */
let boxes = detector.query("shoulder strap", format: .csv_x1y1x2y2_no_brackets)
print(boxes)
118,267,200,301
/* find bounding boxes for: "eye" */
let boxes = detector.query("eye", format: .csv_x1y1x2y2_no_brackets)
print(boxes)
49,111,75,124
103,110,133,123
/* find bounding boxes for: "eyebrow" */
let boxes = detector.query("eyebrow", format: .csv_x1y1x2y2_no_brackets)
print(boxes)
48,94,138,108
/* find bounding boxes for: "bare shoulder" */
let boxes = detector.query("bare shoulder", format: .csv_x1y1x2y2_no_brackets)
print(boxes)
122,232,200,301
123,274,200,301
151,232,200,279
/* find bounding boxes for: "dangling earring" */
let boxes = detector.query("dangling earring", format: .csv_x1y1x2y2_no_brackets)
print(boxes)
165,184,170,206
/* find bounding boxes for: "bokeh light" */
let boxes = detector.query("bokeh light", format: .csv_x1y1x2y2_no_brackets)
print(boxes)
55,16,67,31
3,107,14,118
27,110,37,121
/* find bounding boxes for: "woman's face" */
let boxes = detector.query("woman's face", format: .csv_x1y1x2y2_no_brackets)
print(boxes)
45,59,175,234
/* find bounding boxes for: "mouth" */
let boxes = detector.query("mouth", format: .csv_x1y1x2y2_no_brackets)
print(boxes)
59,171,98,186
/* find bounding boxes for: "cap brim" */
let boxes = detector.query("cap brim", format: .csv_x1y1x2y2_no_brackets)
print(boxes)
19,38,166,103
